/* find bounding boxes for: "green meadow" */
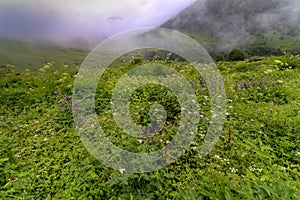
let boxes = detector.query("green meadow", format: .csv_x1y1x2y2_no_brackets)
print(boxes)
0,53,300,199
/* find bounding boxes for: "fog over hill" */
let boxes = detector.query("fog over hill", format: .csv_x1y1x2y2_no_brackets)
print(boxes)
162,0,300,54
0,0,195,48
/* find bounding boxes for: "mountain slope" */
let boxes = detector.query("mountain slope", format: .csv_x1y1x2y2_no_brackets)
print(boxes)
162,0,300,54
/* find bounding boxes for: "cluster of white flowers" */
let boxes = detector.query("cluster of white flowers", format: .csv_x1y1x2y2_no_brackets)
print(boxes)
223,158,230,165
214,155,230,164
249,166,263,172
189,141,198,151
159,140,170,144
230,167,238,173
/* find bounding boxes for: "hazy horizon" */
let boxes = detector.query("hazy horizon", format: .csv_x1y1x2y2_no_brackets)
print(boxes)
0,0,196,46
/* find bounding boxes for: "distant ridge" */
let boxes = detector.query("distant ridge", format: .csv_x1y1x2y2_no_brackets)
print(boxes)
162,0,300,54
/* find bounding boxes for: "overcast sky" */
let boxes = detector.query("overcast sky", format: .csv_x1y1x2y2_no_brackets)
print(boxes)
0,0,196,43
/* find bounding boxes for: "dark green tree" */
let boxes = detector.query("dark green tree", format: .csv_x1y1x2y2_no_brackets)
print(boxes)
228,49,248,61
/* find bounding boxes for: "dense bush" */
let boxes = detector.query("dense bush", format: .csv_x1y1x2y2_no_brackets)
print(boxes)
228,49,248,61
214,52,226,62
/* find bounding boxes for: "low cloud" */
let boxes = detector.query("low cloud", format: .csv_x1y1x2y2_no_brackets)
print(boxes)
0,0,196,46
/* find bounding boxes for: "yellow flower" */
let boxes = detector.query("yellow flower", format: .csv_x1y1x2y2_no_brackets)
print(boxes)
264,69,273,74
43,64,50,69
53,71,59,75
6,64,15,68
46,62,53,67
274,60,282,64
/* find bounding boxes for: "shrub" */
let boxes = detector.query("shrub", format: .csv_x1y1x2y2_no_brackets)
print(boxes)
228,49,248,61
214,53,226,62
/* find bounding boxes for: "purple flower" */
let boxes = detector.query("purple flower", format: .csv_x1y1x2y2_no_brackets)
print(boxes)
264,80,269,85
77,106,81,111
200,111,205,115
205,117,210,121
53,91,58,95
270,82,276,87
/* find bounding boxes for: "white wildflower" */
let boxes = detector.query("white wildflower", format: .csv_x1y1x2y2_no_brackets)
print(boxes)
280,166,287,171
257,168,263,172
137,139,143,144
119,168,126,174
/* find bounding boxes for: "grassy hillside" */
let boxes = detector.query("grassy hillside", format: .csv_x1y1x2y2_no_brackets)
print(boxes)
0,38,88,71
0,55,299,199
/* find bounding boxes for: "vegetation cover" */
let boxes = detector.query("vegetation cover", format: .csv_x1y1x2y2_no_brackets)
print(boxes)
0,54,300,199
